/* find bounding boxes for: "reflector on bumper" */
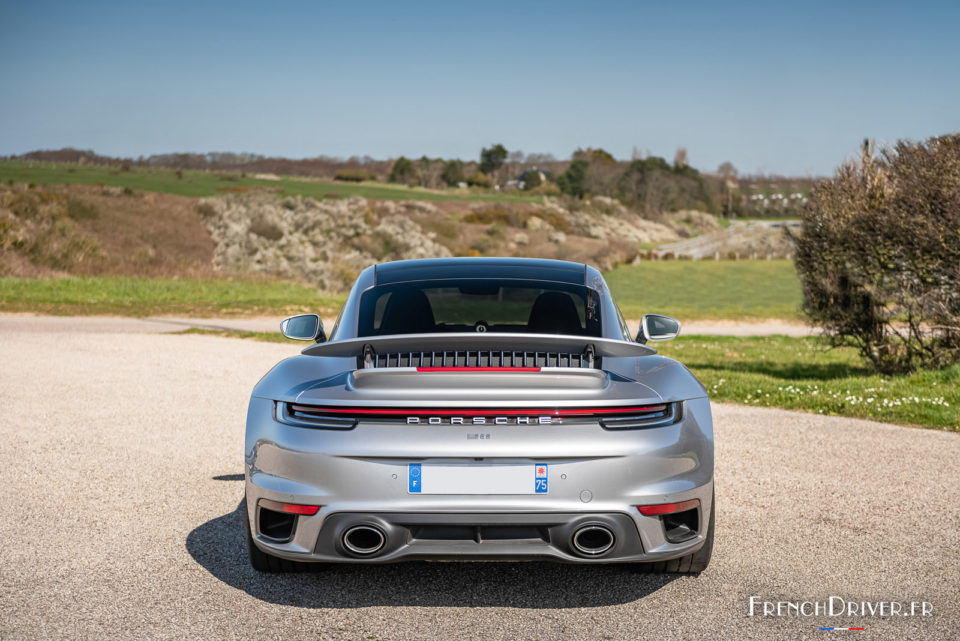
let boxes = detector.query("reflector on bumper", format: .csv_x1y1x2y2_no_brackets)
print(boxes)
637,499,700,516
259,498,321,515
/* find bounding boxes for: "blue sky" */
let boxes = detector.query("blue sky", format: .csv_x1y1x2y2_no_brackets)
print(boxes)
1,0,957,176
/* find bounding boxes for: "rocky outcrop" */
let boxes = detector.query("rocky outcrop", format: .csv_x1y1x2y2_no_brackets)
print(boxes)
200,194,451,292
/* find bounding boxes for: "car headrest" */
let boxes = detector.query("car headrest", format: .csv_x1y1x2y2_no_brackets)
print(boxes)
527,291,583,335
378,289,436,335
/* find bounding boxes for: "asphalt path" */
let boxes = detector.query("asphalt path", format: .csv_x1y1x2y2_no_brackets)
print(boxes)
1,324,957,640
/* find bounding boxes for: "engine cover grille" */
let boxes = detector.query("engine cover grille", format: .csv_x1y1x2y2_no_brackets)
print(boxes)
365,350,595,369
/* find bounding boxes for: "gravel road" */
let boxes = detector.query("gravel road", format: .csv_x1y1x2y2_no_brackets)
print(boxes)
2,314,815,337
1,324,958,640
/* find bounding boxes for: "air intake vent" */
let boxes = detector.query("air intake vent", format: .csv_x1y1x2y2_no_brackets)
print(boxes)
363,350,596,369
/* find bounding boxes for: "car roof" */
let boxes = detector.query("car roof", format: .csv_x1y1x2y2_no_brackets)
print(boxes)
374,257,587,286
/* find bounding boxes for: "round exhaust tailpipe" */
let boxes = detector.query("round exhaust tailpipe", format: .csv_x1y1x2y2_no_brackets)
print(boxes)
571,525,615,557
342,525,386,556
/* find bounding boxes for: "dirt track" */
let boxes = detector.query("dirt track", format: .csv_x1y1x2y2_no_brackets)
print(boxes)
1,322,957,640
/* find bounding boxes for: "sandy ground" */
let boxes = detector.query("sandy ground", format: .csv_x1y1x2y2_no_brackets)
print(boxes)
1,314,815,337
1,325,957,640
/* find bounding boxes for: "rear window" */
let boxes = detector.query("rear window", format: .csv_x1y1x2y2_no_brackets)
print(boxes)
357,279,601,337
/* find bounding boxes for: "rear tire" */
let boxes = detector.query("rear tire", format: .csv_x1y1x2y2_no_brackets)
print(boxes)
242,495,307,573
638,490,714,574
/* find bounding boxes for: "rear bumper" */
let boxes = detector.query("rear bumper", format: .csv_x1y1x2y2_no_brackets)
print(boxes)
244,395,714,563
247,501,712,563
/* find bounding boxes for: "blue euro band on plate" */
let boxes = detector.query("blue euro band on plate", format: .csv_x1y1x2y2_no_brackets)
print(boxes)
408,463,422,493
535,463,548,493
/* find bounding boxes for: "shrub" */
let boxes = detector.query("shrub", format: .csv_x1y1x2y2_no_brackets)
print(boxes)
463,207,518,226
249,218,284,241
793,136,960,374
465,172,493,188
195,202,217,219
334,168,377,182
65,197,99,220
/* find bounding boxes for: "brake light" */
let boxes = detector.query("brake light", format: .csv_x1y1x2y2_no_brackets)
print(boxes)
637,499,700,516
416,367,541,372
259,498,321,515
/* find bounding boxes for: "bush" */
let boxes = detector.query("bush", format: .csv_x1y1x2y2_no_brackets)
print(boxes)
522,170,542,190
463,207,516,226
65,197,99,220
249,218,284,241
334,168,377,182
465,172,493,188
793,136,960,374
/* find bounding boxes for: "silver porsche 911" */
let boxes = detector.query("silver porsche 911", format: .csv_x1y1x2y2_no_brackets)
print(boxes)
244,257,714,573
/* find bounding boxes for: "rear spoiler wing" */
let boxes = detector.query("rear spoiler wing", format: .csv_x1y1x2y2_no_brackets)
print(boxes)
301,332,656,359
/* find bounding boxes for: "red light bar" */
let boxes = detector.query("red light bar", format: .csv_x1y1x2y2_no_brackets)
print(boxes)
259,498,320,516
416,367,541,372
637,499,700,516
292,405,667,417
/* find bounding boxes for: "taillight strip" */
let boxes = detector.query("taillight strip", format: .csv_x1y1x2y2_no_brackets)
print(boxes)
289,404,667,417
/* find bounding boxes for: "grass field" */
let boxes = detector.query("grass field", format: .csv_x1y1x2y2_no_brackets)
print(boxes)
0,160,541,203
657,335,958,430
0,277,345,317
605,259,803,320
176,329,958,430
0,261,801,320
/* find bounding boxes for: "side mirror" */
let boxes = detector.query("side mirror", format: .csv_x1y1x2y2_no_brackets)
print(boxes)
280,314,326,342
636,314,681,344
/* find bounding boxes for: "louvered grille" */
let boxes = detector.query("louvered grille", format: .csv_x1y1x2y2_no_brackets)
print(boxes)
364,350,596,369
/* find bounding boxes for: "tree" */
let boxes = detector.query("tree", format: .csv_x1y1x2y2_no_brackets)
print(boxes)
524,152,557,164
389,157,418,185
573,147,617,164
617,156,714,214
417,156,443,188
673,147,688,168
441,160,465,187
717,162,739,218
717,161,738,180
479,144,508,175
792,135,960,374
556,159,589,198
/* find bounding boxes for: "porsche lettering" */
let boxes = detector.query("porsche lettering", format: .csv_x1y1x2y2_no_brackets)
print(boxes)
406,416,554,425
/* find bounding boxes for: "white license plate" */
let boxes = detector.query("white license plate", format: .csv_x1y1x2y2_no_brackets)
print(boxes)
408,463,548,495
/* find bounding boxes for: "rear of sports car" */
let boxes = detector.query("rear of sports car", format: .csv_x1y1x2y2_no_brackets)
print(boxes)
243,258,714,573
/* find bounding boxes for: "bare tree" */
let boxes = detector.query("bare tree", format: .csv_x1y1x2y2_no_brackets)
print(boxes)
673,147,689,168
717,161,737,179
717,162,738,218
